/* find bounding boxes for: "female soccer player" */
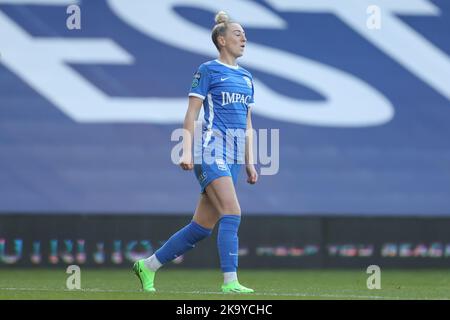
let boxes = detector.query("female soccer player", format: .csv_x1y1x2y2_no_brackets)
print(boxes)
134,11,258,294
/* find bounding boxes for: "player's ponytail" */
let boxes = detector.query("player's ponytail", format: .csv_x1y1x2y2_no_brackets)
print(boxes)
212,11,231,51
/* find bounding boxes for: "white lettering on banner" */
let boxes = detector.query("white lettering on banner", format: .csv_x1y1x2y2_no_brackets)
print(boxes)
108,0,393,127
0,5,185,123
1,1,448,126
267,0,450,102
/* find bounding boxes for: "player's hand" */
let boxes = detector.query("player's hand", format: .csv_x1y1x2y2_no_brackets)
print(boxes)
179,153,193,170
246,164,258,184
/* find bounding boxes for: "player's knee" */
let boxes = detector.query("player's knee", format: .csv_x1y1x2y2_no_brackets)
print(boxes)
221,203,241,215
200,218,219,230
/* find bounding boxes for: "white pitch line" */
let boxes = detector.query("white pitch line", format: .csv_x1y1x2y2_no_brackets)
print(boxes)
0,287,408,299
160,290,394,300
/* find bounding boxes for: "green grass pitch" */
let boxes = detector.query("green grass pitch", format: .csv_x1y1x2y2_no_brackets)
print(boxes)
0,268,449,300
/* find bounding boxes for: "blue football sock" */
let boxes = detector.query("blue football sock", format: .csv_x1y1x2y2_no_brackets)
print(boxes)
217,215,241,273
155,221,212,264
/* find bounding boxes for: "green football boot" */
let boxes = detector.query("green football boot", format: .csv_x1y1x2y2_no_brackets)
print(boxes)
133,259,156,292
221,280,254,293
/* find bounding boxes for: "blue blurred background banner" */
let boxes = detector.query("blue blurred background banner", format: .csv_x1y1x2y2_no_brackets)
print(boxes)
0,0,449,215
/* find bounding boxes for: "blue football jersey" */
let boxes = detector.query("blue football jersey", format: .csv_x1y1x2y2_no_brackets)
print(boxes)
189,59,255,163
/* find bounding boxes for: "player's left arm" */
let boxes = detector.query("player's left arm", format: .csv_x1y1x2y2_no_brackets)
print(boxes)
245,107,258,184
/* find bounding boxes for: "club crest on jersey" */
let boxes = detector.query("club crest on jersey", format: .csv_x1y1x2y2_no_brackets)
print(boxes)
243,76,252,88
215,159,227,171
191,72,201,88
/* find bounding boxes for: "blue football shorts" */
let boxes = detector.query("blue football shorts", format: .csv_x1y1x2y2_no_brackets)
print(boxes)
194,159,242,193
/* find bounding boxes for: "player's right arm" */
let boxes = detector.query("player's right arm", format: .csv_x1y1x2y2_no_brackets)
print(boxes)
179,97,203,170
181,64,211,170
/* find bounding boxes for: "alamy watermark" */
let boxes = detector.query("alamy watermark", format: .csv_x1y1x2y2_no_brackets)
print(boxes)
66,265,81,290
66,4,81,30
366,265,381,289
171,121,279,176
367,5,381,30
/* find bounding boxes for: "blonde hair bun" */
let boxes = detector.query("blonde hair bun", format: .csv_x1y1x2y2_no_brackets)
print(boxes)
215,11,230,25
